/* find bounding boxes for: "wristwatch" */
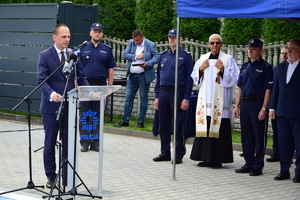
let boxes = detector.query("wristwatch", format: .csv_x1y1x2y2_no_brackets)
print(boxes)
261,108,266,111
183,99,189,102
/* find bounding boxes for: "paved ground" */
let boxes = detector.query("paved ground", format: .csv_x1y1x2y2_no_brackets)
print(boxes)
0,118,299,200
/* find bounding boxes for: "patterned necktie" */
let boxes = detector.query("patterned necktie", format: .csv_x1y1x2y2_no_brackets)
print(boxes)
60,51,66,64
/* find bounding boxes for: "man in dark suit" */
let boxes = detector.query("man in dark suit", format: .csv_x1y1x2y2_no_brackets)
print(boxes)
269,39,300,183
266,46,288,162
37,24,89,188
116,30,160,128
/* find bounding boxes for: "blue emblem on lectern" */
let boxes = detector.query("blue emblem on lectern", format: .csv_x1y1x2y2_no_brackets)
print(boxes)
80,109,99,132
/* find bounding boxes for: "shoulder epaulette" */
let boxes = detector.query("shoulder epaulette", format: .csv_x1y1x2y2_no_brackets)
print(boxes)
264,61,272,67
103,43,112,49
183,49,191,54
242,61,250,66
160,50,168,54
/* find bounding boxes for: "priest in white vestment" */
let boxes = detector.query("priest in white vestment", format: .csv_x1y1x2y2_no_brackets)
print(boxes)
190,34,239,168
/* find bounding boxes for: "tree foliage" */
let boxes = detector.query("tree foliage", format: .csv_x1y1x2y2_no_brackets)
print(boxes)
135,0,173,42
94,0,136,39
172,17,222,42
263,18,300,44
221,18,263,46
0,0,61,3
2,0,300,44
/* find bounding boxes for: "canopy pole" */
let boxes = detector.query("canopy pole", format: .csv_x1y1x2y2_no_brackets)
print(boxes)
172,16,181,180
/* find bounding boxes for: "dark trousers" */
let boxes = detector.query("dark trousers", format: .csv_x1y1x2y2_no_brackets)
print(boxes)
43,112,68,179
277,116,299,175
158,87,186,159
79,79,106,147
240,99,266,169
271,118,280,157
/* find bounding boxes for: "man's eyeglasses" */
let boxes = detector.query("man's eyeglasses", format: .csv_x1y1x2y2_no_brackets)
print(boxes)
281,52,287,55
209,42,221,45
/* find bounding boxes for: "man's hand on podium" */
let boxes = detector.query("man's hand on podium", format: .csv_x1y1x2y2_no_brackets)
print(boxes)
90,92,101,100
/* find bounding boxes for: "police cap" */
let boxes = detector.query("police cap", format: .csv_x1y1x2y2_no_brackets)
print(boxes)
247,38,263,48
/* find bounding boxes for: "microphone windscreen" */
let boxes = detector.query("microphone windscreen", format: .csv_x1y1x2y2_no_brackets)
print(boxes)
69,53,78,61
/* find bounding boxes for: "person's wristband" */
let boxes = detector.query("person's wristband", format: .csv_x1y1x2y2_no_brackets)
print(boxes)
261,108,266,111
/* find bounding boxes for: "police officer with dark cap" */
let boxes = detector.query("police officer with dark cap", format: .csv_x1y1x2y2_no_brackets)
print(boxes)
153,29,193,164
233,38,273,176
79,22,116,152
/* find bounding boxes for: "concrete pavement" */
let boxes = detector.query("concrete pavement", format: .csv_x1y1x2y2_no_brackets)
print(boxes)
0,116,299,200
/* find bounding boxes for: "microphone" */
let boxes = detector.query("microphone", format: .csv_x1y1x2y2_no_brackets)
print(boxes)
73,41,88,57
78,41,88,48
62,53,78,74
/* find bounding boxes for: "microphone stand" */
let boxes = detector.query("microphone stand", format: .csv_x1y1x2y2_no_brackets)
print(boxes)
45,67,71,200
0,61,67,197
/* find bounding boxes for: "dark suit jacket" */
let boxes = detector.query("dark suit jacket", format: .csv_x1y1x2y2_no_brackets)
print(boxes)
269,60,300,119
38,46,89,114
123,38,160,83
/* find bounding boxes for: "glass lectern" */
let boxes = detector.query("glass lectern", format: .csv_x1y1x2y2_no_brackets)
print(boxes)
67,85,121,194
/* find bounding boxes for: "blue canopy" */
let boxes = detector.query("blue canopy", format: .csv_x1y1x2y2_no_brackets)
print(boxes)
177,0,300,20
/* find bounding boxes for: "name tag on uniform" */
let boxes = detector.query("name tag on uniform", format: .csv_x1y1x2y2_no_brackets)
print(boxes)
100,50,107,54
256,69,263,73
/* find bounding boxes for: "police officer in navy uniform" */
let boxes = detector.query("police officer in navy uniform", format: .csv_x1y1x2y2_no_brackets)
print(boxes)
79,23,116,152
153,29,193,164
233,38,273,176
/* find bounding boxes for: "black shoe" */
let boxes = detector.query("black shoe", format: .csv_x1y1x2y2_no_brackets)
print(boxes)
293,175,300,183
153,153,171,162
235,165,253,173
197,162,213,167
249,168,263,176
46,177,56,189
266,154,280,162
136,121,144,128
211,163,222,169
239,153,244,157
115,121,129,127
90,145,99,152
80,145,89,152
172,158,183,164
274,173,290,180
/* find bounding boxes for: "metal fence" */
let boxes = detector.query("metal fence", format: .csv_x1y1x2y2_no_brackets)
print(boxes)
103,35,288,68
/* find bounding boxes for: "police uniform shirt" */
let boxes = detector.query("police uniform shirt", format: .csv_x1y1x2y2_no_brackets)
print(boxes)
237,57,273,97
80,42,116,79
154,48,193,100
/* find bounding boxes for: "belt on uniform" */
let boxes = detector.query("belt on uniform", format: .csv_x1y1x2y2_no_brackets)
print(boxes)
160,85,185,91
241,96,263,102
130,72,145,75
87,78,106,84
